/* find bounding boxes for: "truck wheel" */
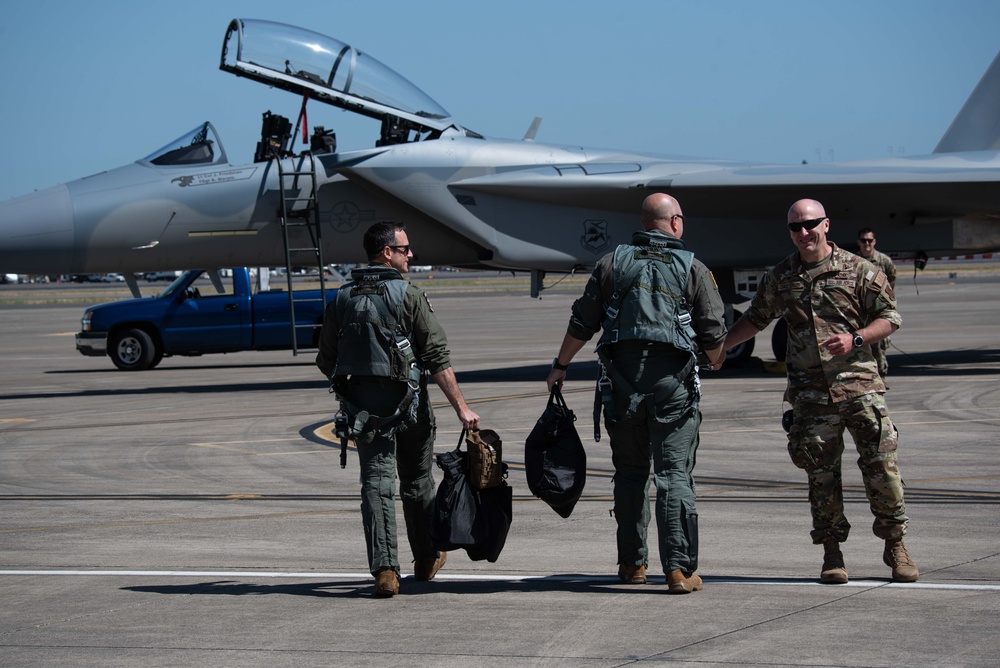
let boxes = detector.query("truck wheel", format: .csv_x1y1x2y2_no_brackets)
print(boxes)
724,309,755,366
109,328,159,371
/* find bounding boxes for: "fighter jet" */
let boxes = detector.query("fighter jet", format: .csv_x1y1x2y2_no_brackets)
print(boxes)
2,18,999,362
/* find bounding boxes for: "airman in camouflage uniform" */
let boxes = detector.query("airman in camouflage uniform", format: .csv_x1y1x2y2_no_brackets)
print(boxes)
857,227,897,380
725,199,918,584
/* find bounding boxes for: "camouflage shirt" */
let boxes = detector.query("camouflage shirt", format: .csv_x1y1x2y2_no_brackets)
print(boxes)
744,242,900,404
865,248,897,290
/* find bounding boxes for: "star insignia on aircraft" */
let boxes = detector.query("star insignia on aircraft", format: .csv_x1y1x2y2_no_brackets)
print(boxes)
325,201,375,233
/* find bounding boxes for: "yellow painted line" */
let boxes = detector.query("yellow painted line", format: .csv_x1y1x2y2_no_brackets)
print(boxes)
43,332,77,337
191,438,303,446
253,450,336,456
0,509,353,534
189,442,257,454
0,418,36,424
191,438,337,457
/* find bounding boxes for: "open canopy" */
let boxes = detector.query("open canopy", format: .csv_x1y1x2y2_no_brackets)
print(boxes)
220,19,453,135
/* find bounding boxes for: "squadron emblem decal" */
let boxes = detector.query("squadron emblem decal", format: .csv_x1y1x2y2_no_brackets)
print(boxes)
170,167,257,188
580,219,612,254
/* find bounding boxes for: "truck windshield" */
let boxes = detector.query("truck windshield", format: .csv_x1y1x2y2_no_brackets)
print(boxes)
160,271,201,298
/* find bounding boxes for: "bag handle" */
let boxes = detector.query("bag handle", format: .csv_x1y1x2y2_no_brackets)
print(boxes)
457,427,482,449
549,387,570,411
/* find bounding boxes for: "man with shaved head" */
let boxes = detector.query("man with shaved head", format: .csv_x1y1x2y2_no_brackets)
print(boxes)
725,199,918,584
547,193,727,594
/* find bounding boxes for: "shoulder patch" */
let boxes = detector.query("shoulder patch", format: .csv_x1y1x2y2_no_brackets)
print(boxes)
424,292,435,312
708,270,718,289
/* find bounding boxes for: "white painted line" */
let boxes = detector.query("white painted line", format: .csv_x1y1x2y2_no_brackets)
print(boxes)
1,570,998,590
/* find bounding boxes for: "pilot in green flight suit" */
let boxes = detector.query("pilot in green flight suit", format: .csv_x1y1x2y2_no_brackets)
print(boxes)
547,194,727,594
316,221,479,598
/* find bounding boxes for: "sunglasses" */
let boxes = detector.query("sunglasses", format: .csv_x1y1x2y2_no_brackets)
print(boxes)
858,238,875,244
787,217,827,233
387,244,412,254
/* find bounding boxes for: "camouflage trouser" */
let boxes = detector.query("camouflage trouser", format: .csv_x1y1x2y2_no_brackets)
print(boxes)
786,393,908,544
605,348,700,574
870,338,890,379
349,376,437,575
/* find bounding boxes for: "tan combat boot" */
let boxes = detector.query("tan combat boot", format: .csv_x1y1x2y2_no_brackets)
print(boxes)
414,551,447,581
666,569,703,594
820,540,849,584
374,568,399,597
884,538,919,582
618,563,647,584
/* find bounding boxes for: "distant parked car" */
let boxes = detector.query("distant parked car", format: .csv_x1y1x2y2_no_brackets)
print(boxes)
143,271,181,282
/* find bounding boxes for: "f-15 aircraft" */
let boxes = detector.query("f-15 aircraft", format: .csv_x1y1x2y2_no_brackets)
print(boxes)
2,19,999,361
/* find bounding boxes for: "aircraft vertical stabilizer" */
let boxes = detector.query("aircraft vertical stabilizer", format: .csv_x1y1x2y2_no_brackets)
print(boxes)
934,51,1000,153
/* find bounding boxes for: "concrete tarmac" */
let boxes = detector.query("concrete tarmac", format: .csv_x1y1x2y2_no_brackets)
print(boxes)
1,270,999,667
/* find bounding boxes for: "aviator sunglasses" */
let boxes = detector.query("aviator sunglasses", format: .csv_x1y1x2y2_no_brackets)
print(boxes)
787,217,827,233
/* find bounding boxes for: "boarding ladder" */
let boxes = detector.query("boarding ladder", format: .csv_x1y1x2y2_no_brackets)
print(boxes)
275,152,327,355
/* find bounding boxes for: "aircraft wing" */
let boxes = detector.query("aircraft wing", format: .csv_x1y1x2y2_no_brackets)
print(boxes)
450,153,1000,222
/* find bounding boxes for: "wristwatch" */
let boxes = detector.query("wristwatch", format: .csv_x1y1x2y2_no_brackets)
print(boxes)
852,332,865,348
552,358,569,371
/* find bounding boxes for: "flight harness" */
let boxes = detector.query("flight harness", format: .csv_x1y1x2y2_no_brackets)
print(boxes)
592,245,700,442
330,274,423,468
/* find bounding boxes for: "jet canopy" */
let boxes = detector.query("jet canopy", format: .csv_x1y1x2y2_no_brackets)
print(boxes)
142,122,227,166
221,19,454,136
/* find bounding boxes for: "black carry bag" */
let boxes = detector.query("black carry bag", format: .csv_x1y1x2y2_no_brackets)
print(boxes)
430,436,512,562
524,387,587,518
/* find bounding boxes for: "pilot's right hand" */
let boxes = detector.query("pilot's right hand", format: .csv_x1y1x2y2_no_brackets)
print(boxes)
546,368,566,392
457,407,480,431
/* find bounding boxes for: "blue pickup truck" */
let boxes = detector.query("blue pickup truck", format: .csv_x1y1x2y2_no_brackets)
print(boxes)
76,268,334,370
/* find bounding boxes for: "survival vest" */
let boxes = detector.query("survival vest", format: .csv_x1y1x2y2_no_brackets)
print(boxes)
597,232,697,354
331,266,422,446
592,232,699,441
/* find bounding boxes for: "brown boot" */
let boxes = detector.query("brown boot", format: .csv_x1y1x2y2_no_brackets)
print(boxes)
374,568,399,597
820,540,849,584
884,538,919,582
414,551,447,581
666,569,703,594
617,563,647,584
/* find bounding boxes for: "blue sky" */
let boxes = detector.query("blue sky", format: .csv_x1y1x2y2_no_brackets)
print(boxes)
1,0,997,200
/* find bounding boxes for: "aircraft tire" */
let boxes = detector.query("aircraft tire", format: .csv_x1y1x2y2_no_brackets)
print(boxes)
770,318,788,361
724,308,755,366
109,327,159,371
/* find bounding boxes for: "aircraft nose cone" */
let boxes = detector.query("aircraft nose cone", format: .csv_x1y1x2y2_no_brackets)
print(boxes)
0,185,75,274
